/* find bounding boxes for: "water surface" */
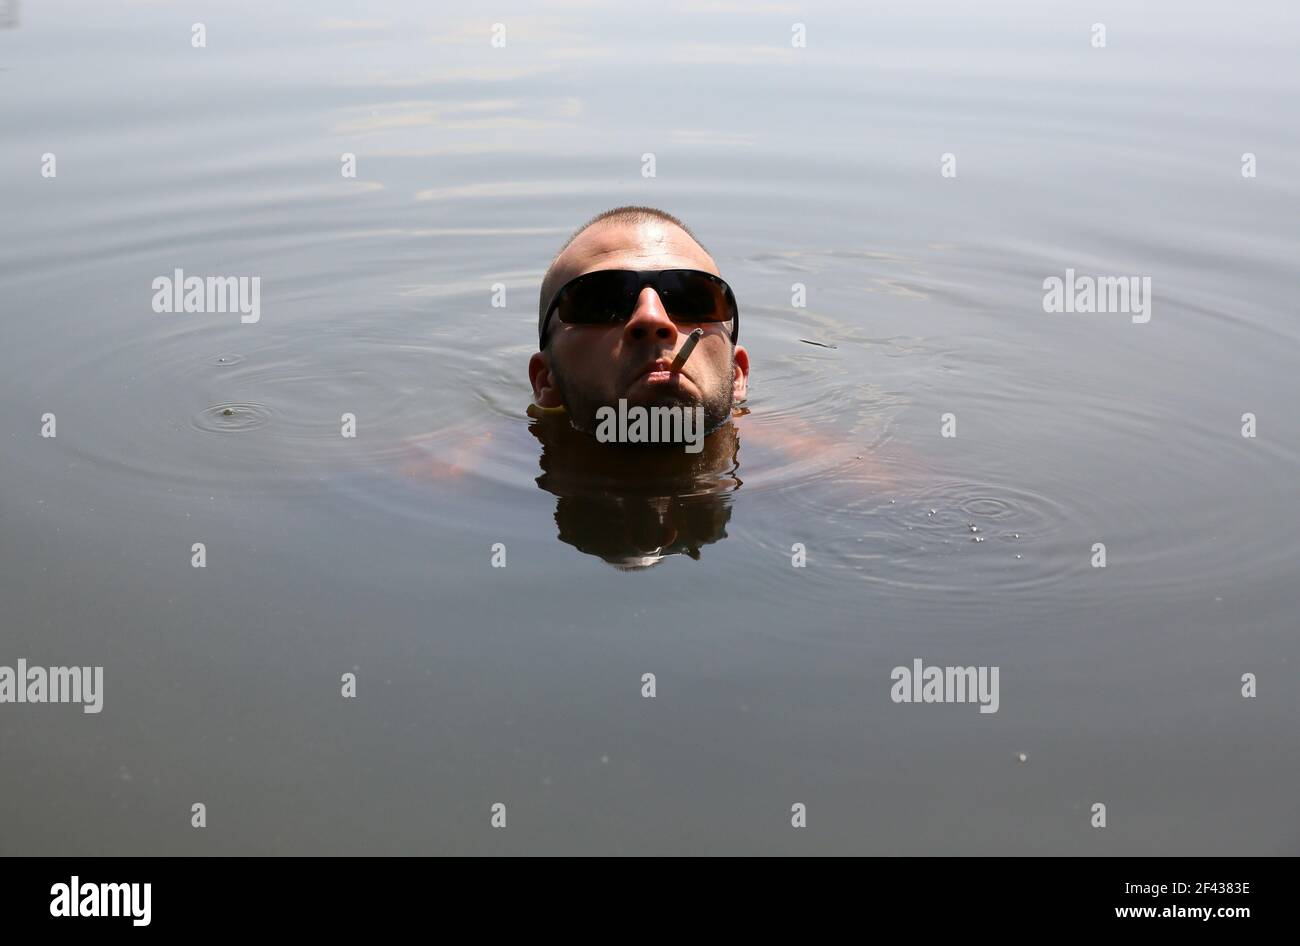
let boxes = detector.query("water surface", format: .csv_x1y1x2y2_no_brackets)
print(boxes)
2,0,1298,854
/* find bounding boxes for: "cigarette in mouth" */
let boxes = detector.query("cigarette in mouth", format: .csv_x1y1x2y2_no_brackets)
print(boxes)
670,328,705,371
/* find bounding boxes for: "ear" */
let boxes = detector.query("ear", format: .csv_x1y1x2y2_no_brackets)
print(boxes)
528,351,566,408
730,344,750,402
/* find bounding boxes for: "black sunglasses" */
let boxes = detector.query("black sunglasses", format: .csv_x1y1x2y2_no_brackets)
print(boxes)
539,268,739,349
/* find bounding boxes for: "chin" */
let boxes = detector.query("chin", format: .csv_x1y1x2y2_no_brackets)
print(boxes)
625,388,698,410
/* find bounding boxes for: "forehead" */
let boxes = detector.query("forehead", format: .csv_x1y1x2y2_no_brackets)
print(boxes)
549,218,719,291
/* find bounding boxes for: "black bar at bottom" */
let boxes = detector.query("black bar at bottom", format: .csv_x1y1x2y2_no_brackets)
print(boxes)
0,856,1281,931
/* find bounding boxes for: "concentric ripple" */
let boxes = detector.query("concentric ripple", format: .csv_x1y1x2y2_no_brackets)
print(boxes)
192,402,274,433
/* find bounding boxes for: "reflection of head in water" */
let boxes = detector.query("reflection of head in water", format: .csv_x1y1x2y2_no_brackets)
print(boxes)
528,206,750,437
529,415,743,569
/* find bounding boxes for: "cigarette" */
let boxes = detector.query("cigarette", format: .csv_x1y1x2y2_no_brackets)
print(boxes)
670,328,705,371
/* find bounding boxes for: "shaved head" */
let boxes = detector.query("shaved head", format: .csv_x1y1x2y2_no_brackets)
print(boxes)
538,206,716,342
528,206,748,440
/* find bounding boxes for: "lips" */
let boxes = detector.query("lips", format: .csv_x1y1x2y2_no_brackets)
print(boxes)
637,359,687,385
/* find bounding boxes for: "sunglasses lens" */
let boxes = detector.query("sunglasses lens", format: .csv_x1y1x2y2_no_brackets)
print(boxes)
657,271,731,321
558,271,635,325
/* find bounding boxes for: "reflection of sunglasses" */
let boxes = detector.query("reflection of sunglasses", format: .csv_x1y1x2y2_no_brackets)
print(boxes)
540,269,739,349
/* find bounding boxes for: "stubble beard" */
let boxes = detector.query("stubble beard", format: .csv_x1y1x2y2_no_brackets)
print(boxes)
550,353,736,440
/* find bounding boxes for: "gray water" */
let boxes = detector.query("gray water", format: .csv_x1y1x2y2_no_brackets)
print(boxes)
2,0,1297,855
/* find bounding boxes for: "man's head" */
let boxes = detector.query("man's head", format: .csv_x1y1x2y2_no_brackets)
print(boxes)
529,206,749,437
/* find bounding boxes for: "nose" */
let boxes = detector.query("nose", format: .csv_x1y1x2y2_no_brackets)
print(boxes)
622,286,679,344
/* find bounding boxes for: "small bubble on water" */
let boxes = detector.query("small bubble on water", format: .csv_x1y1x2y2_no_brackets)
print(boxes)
1015,554,1022,559
1017,752,1028,764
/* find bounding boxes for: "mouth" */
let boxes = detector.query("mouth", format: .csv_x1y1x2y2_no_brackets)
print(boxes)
636,359,688,386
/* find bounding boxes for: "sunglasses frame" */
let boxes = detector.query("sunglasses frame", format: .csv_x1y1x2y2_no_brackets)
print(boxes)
539,268,739,349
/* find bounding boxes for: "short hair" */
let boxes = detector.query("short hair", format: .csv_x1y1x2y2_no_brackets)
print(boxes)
537,206,709,346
